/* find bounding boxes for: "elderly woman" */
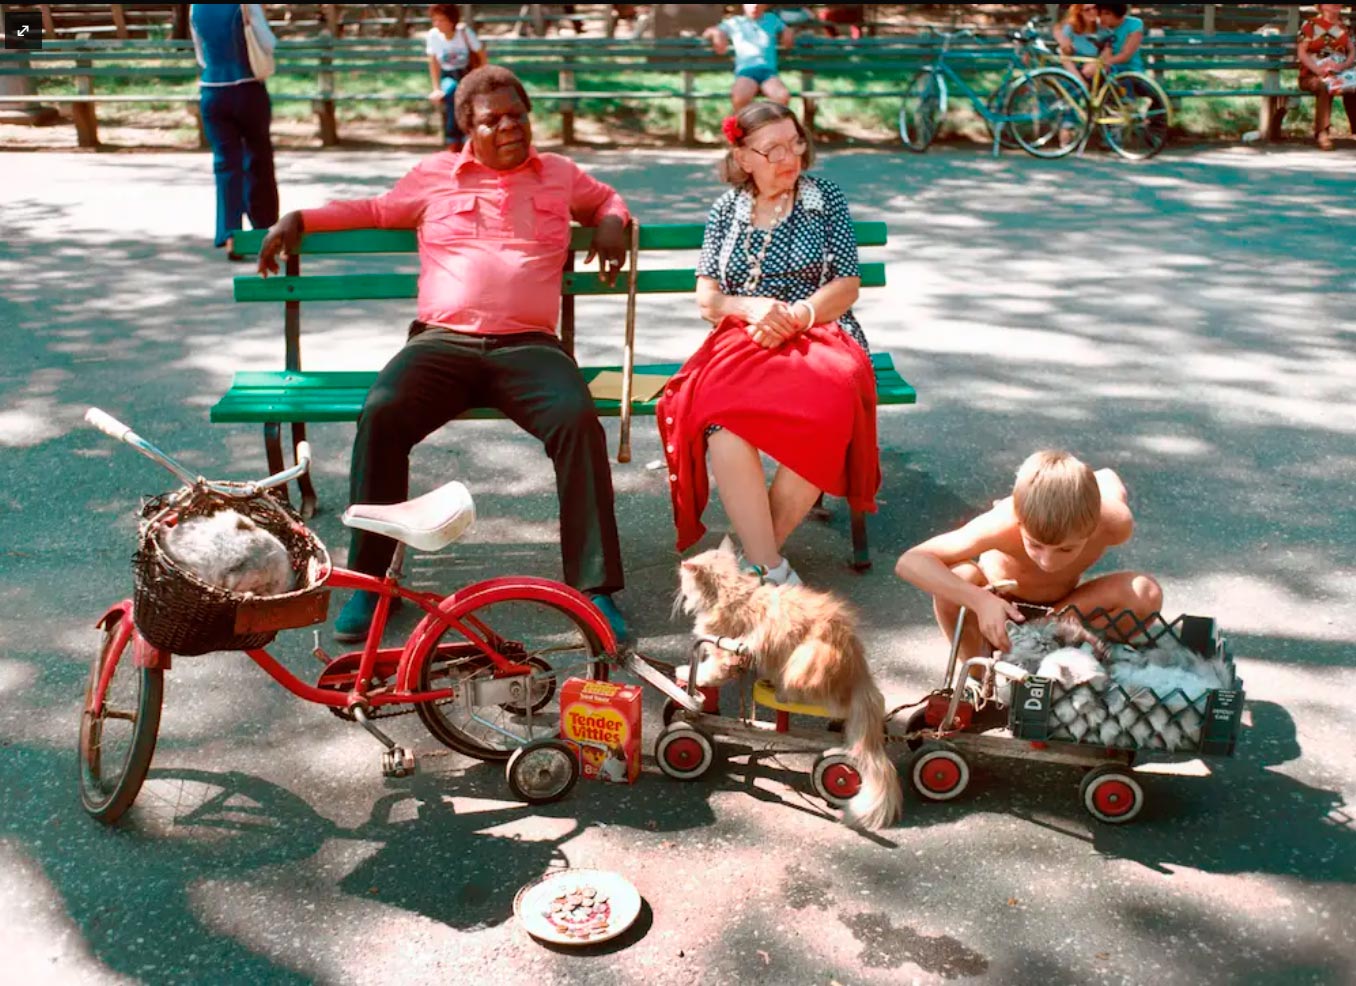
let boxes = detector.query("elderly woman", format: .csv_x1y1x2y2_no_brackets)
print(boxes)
657,101,879,586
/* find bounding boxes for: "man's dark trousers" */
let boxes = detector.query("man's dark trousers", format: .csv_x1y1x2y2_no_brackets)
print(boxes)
348,328,624,595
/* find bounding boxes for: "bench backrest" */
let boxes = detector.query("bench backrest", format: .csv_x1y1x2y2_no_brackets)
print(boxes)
230,220,887,364
230,218,888,461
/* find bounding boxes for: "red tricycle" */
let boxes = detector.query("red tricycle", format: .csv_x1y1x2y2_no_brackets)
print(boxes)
79,408,626,823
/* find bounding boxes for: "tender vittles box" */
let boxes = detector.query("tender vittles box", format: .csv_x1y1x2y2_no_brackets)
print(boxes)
560,678,642,784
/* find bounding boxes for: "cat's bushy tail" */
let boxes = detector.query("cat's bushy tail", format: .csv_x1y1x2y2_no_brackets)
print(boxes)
842,677,903,831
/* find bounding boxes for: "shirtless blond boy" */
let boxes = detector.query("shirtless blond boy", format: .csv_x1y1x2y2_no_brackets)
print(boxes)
895,450,1162,658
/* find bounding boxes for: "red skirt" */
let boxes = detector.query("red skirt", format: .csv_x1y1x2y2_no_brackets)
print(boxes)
656,316,881,551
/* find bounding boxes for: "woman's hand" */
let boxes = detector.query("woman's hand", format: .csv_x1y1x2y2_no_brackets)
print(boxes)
429,88,445,103
739,297,799,348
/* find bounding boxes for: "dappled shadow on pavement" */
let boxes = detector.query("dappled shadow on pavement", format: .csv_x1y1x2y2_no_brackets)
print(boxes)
2,146,1353,983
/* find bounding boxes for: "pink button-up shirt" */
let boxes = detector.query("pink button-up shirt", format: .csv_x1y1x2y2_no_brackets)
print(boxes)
300,146,630,335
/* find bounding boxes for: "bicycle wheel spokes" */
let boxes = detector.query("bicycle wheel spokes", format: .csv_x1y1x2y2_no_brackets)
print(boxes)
1101,77,1170,160
900,69,944,152
415,597,604,761
1006,69,1088,159
78,615,163,823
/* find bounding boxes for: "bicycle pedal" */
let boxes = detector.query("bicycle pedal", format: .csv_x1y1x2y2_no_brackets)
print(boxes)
381,746,417,778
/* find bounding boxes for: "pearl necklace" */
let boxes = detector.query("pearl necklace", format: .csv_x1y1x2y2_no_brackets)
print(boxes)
742,187,794,293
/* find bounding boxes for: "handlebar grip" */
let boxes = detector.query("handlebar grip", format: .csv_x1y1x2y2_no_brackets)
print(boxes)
85,407,138,445
295,440,313,471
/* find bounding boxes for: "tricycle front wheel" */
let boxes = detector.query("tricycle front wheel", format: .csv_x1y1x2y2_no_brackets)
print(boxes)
78,613,163,824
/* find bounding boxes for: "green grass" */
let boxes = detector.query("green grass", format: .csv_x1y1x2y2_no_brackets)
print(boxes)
24,62,1321,143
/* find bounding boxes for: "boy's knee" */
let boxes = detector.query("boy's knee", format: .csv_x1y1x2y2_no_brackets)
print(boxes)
952,562,987,587
1131,574,1163,613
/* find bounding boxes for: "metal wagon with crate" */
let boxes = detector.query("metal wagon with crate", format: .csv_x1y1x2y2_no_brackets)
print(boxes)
901,606,1245,824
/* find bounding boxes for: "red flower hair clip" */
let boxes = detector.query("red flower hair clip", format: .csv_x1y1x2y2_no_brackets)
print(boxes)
721,115,744,145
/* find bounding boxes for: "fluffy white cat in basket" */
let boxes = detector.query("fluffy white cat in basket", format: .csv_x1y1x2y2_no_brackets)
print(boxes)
160,509,294,597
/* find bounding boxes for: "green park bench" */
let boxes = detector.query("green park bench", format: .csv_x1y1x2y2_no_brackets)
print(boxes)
0,26,1311,148
212,220,914,570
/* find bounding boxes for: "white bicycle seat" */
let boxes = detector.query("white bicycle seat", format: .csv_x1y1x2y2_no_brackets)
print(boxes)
342,481,475,552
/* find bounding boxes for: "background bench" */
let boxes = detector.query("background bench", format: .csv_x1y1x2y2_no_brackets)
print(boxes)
215,221,913,569
0,15,1313,148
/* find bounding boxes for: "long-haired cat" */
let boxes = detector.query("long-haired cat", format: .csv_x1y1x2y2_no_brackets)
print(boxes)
675,538,903,831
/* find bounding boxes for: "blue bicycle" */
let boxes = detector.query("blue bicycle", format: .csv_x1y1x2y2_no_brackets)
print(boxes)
899,24,1087,158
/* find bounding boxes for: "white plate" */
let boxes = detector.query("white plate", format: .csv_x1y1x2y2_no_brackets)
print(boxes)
514,868,642,946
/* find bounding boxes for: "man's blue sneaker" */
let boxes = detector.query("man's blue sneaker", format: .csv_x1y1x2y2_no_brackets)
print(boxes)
588,593,632,647
334,590,400,643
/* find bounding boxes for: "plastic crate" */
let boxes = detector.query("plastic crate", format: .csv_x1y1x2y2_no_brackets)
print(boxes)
1009,611,1244,757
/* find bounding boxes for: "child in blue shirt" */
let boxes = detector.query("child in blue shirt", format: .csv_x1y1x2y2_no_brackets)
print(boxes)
1094,4,1146,74
703,4,793,109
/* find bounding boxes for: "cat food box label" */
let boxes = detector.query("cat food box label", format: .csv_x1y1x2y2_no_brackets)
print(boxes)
560,678,642,784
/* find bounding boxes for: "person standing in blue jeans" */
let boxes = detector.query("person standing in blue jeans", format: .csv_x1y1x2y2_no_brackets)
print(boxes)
190,4,279,261
703,4,793,109
426,4,487,151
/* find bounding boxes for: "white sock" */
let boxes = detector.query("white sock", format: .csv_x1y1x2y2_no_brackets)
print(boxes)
763,557,802,586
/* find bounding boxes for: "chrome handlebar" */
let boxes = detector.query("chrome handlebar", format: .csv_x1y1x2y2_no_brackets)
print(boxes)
84,407,312,497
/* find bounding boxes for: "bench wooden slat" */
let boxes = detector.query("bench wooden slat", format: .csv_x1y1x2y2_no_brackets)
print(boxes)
209,353,915,425
233,263,887,303
231,221,888,256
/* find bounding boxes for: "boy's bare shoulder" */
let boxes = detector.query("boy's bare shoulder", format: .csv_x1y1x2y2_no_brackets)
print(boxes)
1095,469,1134,544
904,497,1019,564
972,496,1023,542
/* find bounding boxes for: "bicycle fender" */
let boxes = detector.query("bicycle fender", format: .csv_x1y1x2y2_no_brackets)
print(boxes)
96,601,172,670
397,577,616,692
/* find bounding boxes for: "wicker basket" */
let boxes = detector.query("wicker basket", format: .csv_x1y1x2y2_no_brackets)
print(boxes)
132,483,332,656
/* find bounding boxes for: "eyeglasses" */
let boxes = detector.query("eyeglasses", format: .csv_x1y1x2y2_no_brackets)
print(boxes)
743,139,807,164
474,110,528,131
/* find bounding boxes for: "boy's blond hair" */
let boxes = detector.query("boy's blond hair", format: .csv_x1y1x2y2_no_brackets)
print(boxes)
1012,450,1101,544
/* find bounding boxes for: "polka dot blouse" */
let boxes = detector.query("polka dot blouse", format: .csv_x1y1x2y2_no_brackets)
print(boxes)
696,174,867,351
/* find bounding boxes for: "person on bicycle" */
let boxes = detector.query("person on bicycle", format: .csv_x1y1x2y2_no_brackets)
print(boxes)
255,66,633,644
703,4,794,110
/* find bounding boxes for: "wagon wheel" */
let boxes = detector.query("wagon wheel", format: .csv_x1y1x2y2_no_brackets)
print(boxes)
908,741,971,802
655,721,716,781
1079,764,1144,824
810,748,862,808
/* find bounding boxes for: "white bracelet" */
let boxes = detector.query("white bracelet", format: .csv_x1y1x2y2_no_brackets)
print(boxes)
795,299,816,329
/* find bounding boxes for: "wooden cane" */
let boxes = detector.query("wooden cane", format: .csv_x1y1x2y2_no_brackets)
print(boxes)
618,221,640,463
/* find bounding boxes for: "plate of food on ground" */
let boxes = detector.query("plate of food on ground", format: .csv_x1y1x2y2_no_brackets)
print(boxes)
514,868,642,946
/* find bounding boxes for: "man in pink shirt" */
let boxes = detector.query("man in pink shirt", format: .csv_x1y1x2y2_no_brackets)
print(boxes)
257,66,632,642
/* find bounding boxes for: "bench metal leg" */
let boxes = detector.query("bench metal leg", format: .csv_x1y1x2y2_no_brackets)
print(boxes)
291,422,318,519
850,508,871,572
810,493,870,570
263,422,290,506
